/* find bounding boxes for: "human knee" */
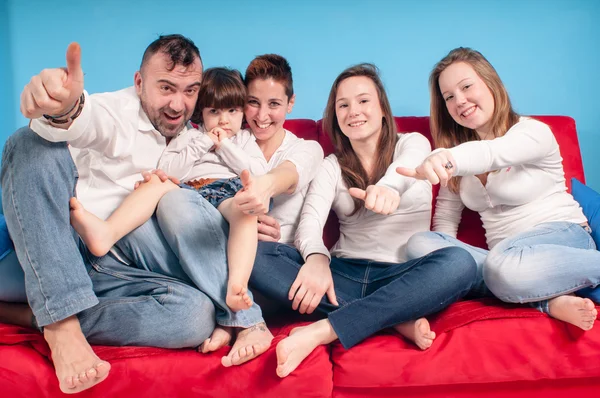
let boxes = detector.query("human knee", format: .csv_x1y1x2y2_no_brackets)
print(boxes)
4,127,70,171
436,246,477,285
482,254,522,301
406,231,443,259
168,292,216,348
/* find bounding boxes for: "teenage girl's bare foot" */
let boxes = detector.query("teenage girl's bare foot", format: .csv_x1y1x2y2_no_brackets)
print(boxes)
44,316,111,394
394,318,436,350
69,198,114,257
276,320,335,378
198,326,233,353
221,322,273,367
225,283,253,312
548,295,597,330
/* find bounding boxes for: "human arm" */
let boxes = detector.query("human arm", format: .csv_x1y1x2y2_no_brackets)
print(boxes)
290,156,341,313
397,119,556,185
350,133,431,214
432,186,465,237
157,128,215,181
216,130,267,176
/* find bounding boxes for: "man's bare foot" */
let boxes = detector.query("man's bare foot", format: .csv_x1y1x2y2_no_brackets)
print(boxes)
69,198,115,257
548,295,597,330
276,319,336,378
198,326,233,354
393,318,436,350
225,283,253,312
221,322,273,367
44,316,111,394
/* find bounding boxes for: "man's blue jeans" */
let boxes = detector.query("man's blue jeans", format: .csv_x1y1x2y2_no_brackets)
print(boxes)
250,242,476,349
0,127,261,347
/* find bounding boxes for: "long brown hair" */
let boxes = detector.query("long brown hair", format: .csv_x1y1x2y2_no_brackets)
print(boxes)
430,47,520,192
323,63,397,215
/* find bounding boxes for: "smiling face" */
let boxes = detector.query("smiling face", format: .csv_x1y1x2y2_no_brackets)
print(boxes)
135,52,203,138
201,107,244,138
244,78,295,143
438,61,495,137
334,75,383,145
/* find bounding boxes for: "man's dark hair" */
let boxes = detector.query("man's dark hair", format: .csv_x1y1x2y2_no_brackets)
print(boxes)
140,34,202,71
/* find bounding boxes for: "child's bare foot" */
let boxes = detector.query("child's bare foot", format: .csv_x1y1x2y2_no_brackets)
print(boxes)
69,198,115,257
198,326,233,353
393,318,436,350
225,283,253,312
44,316,111,394
276,319,335,378
548,295,597,330
221,322,273,367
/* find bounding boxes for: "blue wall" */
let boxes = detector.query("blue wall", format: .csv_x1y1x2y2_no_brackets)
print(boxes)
5,0,600,189
1,0,14,133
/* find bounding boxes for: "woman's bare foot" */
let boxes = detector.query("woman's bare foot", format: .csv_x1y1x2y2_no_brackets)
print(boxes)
198,326,233,353
548,295,597,330
225,283,253,312
69,198,115,257
394,318,436,350
221,322,273,367
43,316,111,394
276,319,336,378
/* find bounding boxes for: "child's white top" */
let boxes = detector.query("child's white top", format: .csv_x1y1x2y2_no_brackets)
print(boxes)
162,127,324,244
433,117,586,248
158,127,268,181
295,133,432,263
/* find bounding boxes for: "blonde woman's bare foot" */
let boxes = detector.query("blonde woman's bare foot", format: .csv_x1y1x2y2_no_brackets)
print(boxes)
394,318,436,350
198,326,233,353
44,316,111,394
69,198,115,257
221,322,273,367
548,295,597,330
276,319,336,378
225,283,253,312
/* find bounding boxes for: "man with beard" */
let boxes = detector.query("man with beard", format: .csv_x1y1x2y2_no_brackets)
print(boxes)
2,34,272,395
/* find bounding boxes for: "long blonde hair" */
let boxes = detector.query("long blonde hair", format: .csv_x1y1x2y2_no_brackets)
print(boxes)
430,47,520,193
323,64,397,216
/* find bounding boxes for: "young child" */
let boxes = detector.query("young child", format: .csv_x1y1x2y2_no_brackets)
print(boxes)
70,67,267,312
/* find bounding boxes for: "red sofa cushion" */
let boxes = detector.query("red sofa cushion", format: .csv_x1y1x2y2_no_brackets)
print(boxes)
0,320,333,397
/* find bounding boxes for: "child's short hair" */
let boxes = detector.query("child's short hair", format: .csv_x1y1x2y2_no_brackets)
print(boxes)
192,67,246,124
245,54,294,99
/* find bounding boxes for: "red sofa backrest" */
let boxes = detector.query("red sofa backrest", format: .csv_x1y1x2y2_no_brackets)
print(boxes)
284,116,585,250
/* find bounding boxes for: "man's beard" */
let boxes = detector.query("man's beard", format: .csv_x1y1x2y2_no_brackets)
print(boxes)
140,94,189,138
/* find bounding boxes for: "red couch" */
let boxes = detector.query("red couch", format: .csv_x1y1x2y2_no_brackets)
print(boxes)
0,116,598,397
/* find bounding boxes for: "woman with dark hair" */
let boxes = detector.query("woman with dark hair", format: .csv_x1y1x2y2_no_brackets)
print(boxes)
249,63,477,378
402,47,599,330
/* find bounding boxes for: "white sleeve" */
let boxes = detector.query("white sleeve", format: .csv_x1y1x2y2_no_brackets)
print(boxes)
282,140,325,193
376,133,432,195
158,129,214,181
30,90,121,150
216,132,267,176
294,156,339,261
449,119,557,176
432,186,465,237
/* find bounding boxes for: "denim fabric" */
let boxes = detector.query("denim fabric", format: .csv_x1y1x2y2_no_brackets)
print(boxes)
0,127,216,347
181,177,243,209
250,242,476,349
406,231,492,298
406,222,600,312
153,188,265,328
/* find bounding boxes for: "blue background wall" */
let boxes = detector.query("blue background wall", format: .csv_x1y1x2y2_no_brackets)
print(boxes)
2,0,599,188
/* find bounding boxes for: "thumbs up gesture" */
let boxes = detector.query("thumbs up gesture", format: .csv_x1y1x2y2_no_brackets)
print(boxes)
20,42,85,120
348,185,400,215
